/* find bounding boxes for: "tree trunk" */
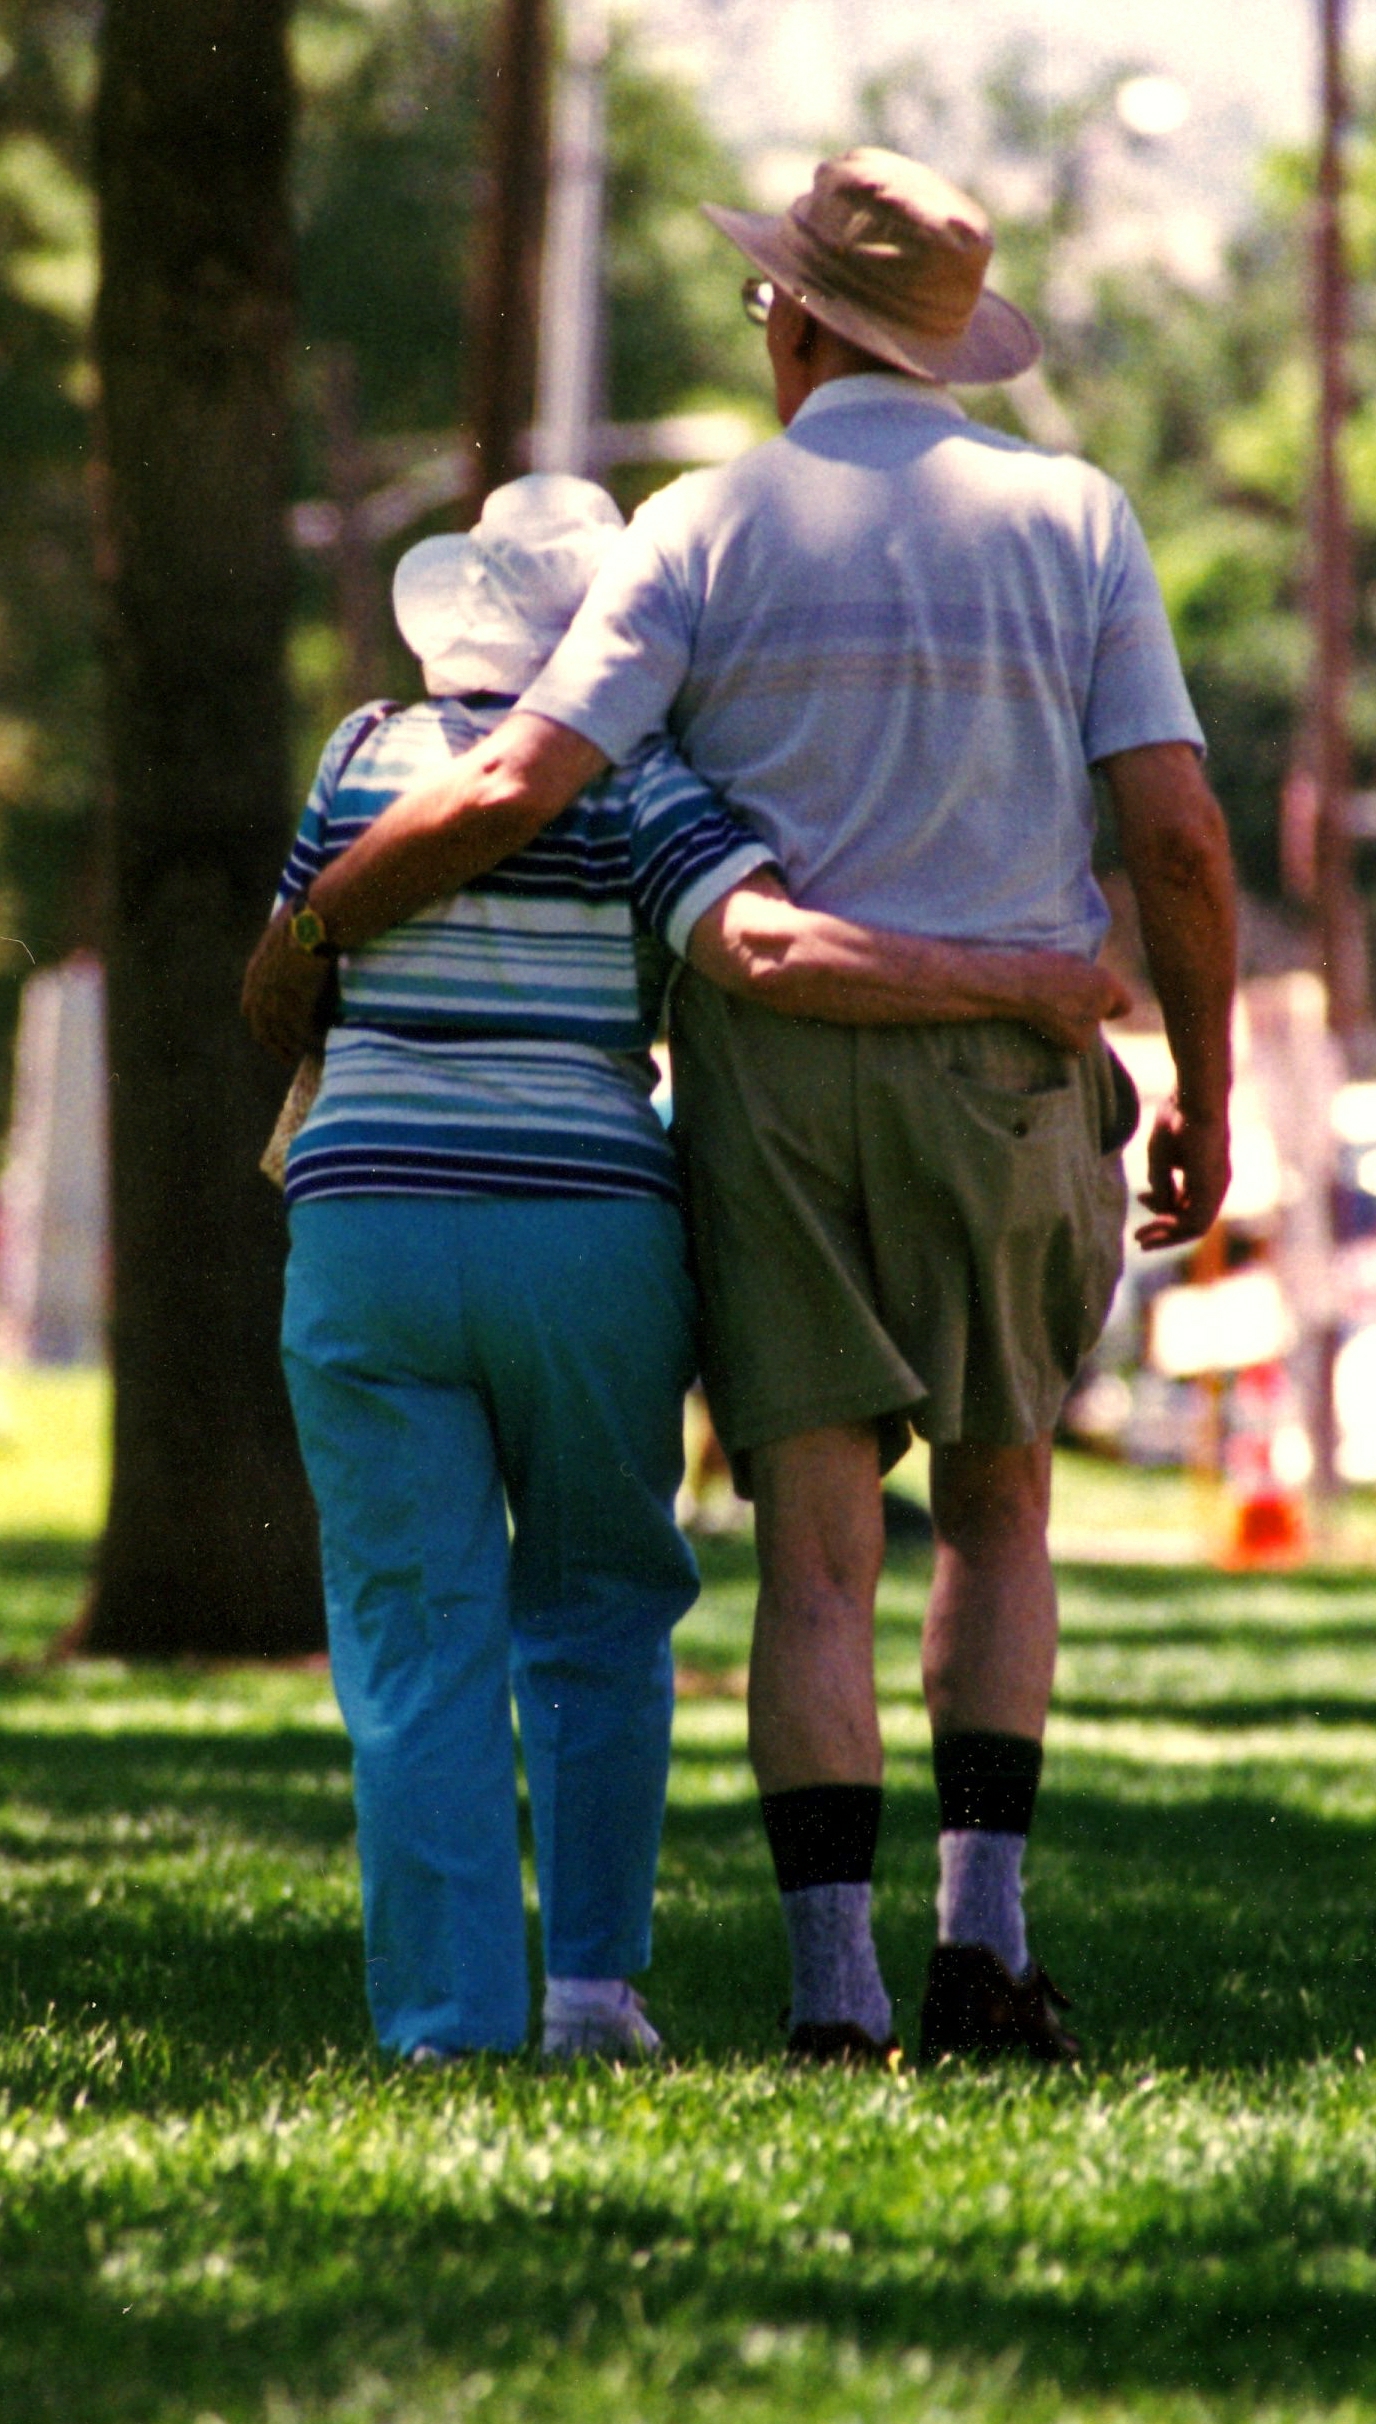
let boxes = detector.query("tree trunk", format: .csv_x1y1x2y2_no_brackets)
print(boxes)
470,0,550,498
85,0,325,1657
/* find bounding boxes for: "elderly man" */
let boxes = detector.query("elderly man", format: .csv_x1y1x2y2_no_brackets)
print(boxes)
246,149,1234,2067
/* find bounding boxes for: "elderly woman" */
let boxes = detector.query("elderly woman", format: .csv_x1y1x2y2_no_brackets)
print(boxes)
274,476,778,2064
257,475,1125,2067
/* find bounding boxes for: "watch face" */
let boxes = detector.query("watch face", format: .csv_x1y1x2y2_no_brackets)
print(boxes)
290,904,328,956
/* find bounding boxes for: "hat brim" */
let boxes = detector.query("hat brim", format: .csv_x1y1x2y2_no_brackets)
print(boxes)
392,534,479,666
702,201,1041,387
392,532,561,693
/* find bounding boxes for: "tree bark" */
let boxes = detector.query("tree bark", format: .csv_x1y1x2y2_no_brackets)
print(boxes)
86,0,325,1656
470,0,550,498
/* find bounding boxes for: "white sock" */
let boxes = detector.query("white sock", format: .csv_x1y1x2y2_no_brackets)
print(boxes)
543,1976,633,2024
936,1829,1029,1977
782,1880,893,2040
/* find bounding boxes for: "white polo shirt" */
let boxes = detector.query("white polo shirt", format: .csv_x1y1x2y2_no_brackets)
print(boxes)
522,375,1204,958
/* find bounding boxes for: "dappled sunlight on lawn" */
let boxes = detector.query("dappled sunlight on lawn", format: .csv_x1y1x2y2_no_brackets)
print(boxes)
4,1421,1376,2415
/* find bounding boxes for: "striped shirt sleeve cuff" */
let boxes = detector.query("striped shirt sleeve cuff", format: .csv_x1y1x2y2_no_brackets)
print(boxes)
662,842,779,962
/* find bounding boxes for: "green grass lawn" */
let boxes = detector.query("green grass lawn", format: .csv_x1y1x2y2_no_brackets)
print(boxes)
4,1371,1376,2422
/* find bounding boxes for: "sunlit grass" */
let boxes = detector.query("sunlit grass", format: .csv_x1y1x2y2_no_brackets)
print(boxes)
3,1374,1376,2417
0,1362,108,1540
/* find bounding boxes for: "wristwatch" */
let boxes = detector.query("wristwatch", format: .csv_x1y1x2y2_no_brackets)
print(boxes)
286,895,335,959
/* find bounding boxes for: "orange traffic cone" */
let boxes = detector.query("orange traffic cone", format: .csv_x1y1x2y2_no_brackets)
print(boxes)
1217,1365,1309,1569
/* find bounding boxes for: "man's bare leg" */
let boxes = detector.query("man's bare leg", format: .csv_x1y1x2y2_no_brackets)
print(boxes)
918,1435,1078,2058
749,1422,885,1792
748,1424,894,2056
923,1436,1056,1743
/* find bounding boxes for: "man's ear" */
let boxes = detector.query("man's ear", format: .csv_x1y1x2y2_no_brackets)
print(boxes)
777,296,818,364
772,289,814,360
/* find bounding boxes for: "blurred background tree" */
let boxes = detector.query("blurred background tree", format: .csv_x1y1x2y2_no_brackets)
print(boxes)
286,0,766,754
0,1,1372,1654
86,0,321,1656
66,0,767,1657
0,0,766,1106
862,42,1376,910
2,8,1357,1026
0,1,100,1003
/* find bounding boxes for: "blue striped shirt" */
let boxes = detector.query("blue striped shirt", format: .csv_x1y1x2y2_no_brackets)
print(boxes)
275,696,774,1206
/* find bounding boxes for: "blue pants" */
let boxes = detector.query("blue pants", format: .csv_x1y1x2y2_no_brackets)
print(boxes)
281,1192,699,2055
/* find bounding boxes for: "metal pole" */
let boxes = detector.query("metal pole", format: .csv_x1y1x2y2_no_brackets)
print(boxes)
532,0,608,475
1313,0,1370,1042
1300,0,1359,1503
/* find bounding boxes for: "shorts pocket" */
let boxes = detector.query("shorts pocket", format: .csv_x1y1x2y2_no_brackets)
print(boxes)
1101,1045,1141,1154
939,1022,1077,1142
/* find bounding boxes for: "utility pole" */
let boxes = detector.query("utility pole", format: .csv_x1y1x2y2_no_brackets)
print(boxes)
1292,0,1366,1509
1313,0,1371,1044
532,0,609,475
470,0,551,501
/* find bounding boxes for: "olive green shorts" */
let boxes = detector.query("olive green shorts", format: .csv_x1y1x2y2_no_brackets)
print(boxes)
668,970,1129,1494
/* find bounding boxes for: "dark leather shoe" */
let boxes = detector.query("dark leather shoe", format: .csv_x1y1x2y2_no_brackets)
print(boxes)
917,1943,1081,2067
786,2018,904,2071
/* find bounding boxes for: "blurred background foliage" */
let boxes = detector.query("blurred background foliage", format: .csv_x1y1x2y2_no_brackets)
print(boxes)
0,0,1371,1084
864,44,1376,902
0,0,766,1090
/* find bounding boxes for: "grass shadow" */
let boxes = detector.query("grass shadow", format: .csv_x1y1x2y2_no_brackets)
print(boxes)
1053,1693,1376,1725
0,1723,355,1845
6,2139,1376,2424
3,1693,1374,2081
651,1758,1376,2072
0,1536,96,1580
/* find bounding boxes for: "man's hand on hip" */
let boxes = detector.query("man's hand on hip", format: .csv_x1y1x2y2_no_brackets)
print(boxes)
1135,1099,1231,1250
241,908,332,1064
1015,956,1130,1054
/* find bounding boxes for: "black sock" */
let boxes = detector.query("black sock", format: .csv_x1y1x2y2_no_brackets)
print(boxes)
760,1783,883,1895
931,1731,1043,1837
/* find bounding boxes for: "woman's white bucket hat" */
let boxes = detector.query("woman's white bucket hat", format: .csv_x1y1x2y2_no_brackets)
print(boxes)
393,474,624,695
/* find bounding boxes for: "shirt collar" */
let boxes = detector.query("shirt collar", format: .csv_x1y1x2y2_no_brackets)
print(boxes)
788,373,970,432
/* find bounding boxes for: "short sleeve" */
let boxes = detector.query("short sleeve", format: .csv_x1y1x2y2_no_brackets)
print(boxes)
623,740,778,960
519,493,698,764
1082,492,1205,766
273,701,396,912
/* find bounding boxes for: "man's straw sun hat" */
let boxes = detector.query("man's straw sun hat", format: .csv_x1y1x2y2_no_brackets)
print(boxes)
703,147,1040,387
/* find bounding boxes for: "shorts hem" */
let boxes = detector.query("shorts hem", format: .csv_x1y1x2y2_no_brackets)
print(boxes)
715,1386,921,1458
710,1389,919,1498
914,1383,1073,1451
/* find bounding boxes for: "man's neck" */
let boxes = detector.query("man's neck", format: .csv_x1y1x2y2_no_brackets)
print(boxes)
809,332,902,389
781,335,913,424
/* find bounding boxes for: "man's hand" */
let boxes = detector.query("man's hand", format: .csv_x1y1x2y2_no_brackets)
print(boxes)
1103,740,1236,1242
1016,957,1131,1054
241,909,332,1065
1135,1100,1231,1251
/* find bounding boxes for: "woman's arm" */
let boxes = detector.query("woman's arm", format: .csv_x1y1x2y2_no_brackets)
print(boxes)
242,712,605,1061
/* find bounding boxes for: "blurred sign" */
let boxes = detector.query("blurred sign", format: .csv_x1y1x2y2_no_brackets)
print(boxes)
1151,1267,1296,1378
